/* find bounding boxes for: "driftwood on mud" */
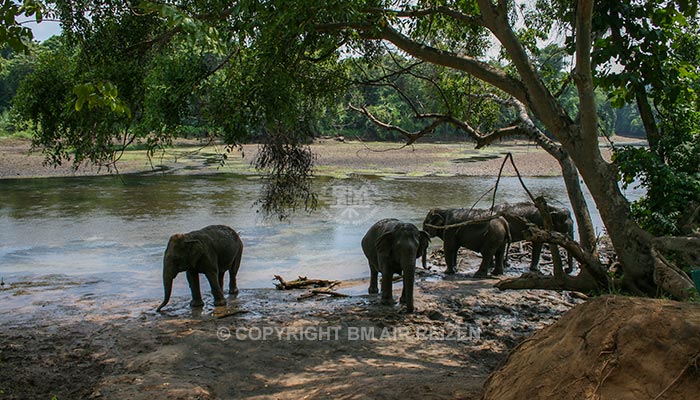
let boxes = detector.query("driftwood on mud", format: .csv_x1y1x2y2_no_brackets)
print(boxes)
273,275,341,290
273,275,347,301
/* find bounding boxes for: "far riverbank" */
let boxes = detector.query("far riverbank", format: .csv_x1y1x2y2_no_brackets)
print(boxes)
0,135,645,179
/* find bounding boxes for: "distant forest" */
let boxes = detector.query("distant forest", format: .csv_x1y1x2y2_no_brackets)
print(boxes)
1,37,645,141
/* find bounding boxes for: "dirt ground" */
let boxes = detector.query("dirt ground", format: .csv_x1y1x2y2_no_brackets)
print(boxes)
0,249,585,400
0,135,642,179
0,135,643,399
483,295,700,400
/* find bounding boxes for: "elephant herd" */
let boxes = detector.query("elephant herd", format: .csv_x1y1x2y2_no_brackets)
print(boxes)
156,202,574,313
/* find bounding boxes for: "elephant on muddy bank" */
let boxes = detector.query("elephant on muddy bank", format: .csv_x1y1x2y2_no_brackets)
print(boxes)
157,225,243,312
362,218,431,313
493,202,574,273
423,208,510,278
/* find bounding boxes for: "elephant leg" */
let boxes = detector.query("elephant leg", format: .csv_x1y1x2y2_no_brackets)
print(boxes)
474,252,492,278
368,264,379,294
400,268,415,313
564,252,574,274
379,268,395,306
229,248,243,296
204,270,226,307
493,245,505,276
530,241,543,273
186,271,204,308
504,242,511,268
444,239,458,274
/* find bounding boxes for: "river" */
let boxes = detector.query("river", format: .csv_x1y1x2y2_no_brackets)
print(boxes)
0,173,643,315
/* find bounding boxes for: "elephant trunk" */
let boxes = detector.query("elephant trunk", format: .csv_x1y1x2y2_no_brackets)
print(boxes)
421,246,427,270
156,270,175,312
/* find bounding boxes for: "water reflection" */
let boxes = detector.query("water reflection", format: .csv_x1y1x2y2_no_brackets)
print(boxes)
0,173,643,312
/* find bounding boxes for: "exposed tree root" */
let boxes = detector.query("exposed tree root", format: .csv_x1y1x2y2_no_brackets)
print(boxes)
495,271,599,292
650,247,696,301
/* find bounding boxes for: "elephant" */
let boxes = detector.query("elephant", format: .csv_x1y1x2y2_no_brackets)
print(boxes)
361,218,431,313
423,208,510,277
493,202,574,273
156,225,243,312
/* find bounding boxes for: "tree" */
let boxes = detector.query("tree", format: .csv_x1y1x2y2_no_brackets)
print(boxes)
13,1,700,298
0,0,48,53
593,2,700,238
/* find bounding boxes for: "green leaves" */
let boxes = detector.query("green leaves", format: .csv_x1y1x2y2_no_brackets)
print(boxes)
137,1,228,54
72,81,131,117
0,0,47,53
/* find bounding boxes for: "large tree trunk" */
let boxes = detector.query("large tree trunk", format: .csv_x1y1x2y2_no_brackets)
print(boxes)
362,0,694,298
478,0,690,297
567,139,657,295
550,147,597,254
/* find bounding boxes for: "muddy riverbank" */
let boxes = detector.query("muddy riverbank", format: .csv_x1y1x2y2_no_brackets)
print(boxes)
0,249,583,399
0,135,643,179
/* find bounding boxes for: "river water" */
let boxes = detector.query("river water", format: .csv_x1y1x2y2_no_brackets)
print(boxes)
0,173,643,314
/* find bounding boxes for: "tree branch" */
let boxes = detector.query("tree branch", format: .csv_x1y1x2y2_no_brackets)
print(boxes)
348,103,446,145
377,25,529,102
572,0,598,144
524,226,609,286
383,6,485,27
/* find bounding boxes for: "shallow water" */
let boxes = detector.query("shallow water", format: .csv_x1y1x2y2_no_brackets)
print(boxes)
0,173,643,315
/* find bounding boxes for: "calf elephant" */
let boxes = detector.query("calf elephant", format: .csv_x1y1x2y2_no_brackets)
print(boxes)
493,202,574,273
361,218,431,313
156,225,243,312
423,208,510,277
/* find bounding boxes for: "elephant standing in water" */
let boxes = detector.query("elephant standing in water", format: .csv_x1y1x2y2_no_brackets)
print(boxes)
493,202,574,273
157,225,243,312
362,218,431,313
423,208,510,277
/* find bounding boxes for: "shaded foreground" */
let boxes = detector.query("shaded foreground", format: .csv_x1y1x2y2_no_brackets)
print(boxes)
0,251,581,399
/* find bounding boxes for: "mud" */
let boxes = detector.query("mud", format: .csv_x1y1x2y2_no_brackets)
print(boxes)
0,248,583,399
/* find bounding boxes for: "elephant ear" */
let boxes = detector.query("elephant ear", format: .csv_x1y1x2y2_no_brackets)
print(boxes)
182,238,207,266
375,231,395,256
424,210,446,238
428,210,445,226
419,230,431,248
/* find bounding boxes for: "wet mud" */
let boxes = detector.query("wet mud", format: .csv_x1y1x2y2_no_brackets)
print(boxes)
0,248,583,399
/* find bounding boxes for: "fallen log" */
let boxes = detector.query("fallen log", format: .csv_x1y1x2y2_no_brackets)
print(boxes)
273,275,341,290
